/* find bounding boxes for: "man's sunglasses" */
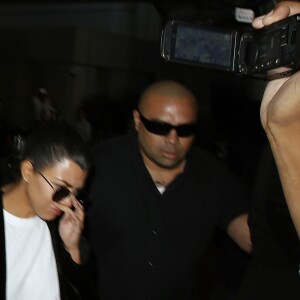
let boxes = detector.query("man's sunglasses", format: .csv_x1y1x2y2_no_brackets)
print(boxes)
138,111,198,137
38,171,89,206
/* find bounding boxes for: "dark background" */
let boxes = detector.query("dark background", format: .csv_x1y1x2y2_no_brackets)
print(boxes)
0,1,288,298
0,0,276,215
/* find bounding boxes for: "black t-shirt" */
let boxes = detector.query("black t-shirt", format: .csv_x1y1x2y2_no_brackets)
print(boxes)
87,132,247,300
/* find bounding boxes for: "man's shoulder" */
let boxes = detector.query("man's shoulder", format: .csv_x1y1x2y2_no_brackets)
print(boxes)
188,146,233,175
91,132,136,159
188,146,222,165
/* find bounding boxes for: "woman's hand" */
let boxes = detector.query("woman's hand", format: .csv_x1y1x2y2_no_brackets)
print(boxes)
54,199,85,264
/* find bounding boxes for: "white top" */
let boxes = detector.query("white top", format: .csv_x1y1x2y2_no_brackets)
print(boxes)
4,210,60,300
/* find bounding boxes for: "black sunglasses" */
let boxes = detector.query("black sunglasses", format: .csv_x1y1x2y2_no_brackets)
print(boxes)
138,111,198,137
38,171,88,206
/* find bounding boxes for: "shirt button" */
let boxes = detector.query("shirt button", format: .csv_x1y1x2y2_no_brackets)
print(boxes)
152,230,158,236
148,260,154,268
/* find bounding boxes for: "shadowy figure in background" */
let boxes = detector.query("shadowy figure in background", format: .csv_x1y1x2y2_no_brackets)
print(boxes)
236,143,300,299
207,73,265,300
75,106,92,144
32,88,62,124
82,93,134,144
32,88,47,123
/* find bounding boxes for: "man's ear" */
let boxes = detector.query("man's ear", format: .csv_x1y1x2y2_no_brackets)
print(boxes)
133,110,141,131
20,160,34,183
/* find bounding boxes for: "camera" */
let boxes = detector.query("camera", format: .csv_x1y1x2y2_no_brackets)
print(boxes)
161,14,300,80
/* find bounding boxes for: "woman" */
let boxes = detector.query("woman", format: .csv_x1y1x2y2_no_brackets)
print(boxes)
0,122,94,299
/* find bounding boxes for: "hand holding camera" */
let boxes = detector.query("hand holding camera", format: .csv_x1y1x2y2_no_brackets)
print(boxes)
161,8,300,80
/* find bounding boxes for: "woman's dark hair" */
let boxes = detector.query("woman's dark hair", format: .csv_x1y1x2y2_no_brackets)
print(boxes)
2,122,91,185
21,122,91,174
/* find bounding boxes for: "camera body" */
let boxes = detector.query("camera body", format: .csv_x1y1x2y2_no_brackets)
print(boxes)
161,14,300,80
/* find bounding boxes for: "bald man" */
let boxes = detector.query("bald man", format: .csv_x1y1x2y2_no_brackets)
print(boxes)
87,80,251,300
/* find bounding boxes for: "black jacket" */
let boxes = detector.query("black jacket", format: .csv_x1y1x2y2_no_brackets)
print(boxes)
87,132,247,300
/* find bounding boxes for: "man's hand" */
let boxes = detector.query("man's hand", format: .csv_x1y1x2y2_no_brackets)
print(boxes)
227,213,252,254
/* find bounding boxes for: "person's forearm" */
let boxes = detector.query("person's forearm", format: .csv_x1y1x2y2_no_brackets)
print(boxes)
267,124,300,236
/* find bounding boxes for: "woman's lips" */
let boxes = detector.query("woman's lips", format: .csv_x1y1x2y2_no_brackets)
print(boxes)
50,206,62,217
